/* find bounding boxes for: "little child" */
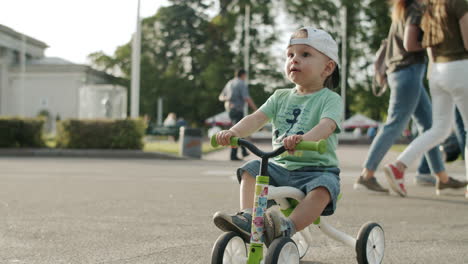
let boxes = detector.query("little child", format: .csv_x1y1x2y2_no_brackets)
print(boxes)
213,27,343,245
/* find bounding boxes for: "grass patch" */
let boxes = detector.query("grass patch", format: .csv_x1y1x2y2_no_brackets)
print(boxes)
143,141,222,154
39,135,222,155
390,144,407,153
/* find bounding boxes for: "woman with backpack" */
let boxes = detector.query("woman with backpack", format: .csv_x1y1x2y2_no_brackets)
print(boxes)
354,0,450,195
384,0,468,198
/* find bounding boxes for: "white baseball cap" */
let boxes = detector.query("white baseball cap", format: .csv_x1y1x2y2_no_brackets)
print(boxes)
288,27,340,67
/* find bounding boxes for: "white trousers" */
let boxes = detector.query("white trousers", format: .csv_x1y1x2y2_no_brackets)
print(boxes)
398,59,468,180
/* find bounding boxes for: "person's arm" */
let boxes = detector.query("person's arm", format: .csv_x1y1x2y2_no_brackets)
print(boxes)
404,24,424,52
282,118,337,152
302,118,337,141
216,110,269,146
460,13,468,50
230,110,268,137
245,97,258,111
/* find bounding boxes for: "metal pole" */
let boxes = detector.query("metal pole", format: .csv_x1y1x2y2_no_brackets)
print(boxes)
157,97,163,126
20,34,26,117
341,5,347,121
130,0,142,118
243,4,250,116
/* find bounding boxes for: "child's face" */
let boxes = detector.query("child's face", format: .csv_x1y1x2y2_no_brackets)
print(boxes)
284,44,335,88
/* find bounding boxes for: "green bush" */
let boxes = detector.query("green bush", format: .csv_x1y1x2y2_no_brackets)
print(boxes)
0,118,45,148
56,119,145,149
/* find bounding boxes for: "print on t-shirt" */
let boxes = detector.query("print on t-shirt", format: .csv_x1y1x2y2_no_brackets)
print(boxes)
274,107,306,143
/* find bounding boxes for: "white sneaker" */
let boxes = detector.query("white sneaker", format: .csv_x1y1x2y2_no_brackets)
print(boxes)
414,174,436,186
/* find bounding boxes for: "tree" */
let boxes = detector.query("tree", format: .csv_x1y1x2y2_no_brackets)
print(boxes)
89,0,280,126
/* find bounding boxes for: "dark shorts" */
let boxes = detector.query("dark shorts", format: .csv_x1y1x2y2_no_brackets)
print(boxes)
237,160,341,216
229,109,244,124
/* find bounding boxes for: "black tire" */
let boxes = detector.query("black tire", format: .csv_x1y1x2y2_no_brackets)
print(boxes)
264,237,300,264
440,133,461,162
211,231,247,264
356,222,385,264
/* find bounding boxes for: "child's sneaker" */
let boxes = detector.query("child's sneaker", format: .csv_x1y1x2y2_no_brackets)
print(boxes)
213,210,252,241
383,164,407,197
435,177,468,196
264,208,295,247
354,175,389,194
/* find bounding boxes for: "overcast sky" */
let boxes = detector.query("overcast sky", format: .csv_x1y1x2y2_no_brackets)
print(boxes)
0,0,170,64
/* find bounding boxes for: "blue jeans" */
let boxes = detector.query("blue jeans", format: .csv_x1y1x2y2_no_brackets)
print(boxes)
364,63,445,174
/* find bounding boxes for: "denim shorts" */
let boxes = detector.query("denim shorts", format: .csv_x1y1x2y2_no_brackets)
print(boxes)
237,160,341,216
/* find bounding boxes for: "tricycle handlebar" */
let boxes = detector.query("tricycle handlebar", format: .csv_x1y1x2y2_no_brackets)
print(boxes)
210,134,327,159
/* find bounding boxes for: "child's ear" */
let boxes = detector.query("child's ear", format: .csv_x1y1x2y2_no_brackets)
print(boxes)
323,60,336,78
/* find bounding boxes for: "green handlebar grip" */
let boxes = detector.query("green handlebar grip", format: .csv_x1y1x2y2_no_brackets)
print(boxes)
210,134,239,147
296,139,327,154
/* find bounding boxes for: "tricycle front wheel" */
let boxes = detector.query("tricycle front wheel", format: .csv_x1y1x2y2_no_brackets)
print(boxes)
264,237,300,264
211,231,247,264
356,222,385,264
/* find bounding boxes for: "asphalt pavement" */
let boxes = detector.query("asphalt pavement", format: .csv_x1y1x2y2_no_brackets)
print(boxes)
0,142,467,263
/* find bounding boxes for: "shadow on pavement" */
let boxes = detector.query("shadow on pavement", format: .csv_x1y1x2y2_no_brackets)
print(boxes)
406,195,468,205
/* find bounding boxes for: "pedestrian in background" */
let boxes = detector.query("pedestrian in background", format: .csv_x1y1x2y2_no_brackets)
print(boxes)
354,0,448,194
384,0,468,198
219,69,258,161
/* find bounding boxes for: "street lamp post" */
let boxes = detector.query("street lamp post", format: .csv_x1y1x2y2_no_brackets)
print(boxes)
341,5,348,122
243,3,250,116
130,0,142,118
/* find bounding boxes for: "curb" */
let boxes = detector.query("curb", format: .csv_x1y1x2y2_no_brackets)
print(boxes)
0,148,187,160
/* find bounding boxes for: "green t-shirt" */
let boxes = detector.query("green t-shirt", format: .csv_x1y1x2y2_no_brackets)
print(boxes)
259,88,343,170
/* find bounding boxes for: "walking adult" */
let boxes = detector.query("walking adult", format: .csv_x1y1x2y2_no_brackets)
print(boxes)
354,0,449,194
219,69,258,161
384,0,468,197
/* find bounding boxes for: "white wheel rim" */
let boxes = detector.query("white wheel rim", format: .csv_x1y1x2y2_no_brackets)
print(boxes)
223,236,247,264
366,226,385,264
278,241,300,264
292,232,309,258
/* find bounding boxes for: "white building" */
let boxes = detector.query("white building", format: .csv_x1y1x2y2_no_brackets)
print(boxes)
0,24,127,121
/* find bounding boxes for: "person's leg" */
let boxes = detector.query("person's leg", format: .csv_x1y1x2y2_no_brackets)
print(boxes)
362,65,424,174
356,65,424,192
213,160,287,240
397,69,453,167
229,110,243,160
213,161,258,240
454,107,465,159
414,158,437,186
263,186,331,246
411,81,445,185
240,172,256,209
288,187,330,231
443,60,468,196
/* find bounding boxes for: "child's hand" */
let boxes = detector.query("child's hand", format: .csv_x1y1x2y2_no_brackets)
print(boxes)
216,130,238,146
283,135,303,154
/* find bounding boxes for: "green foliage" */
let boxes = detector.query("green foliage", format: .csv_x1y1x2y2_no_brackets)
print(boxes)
56,119,145,149
0,118,45,148
88,0,395,124
89,0,283,126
